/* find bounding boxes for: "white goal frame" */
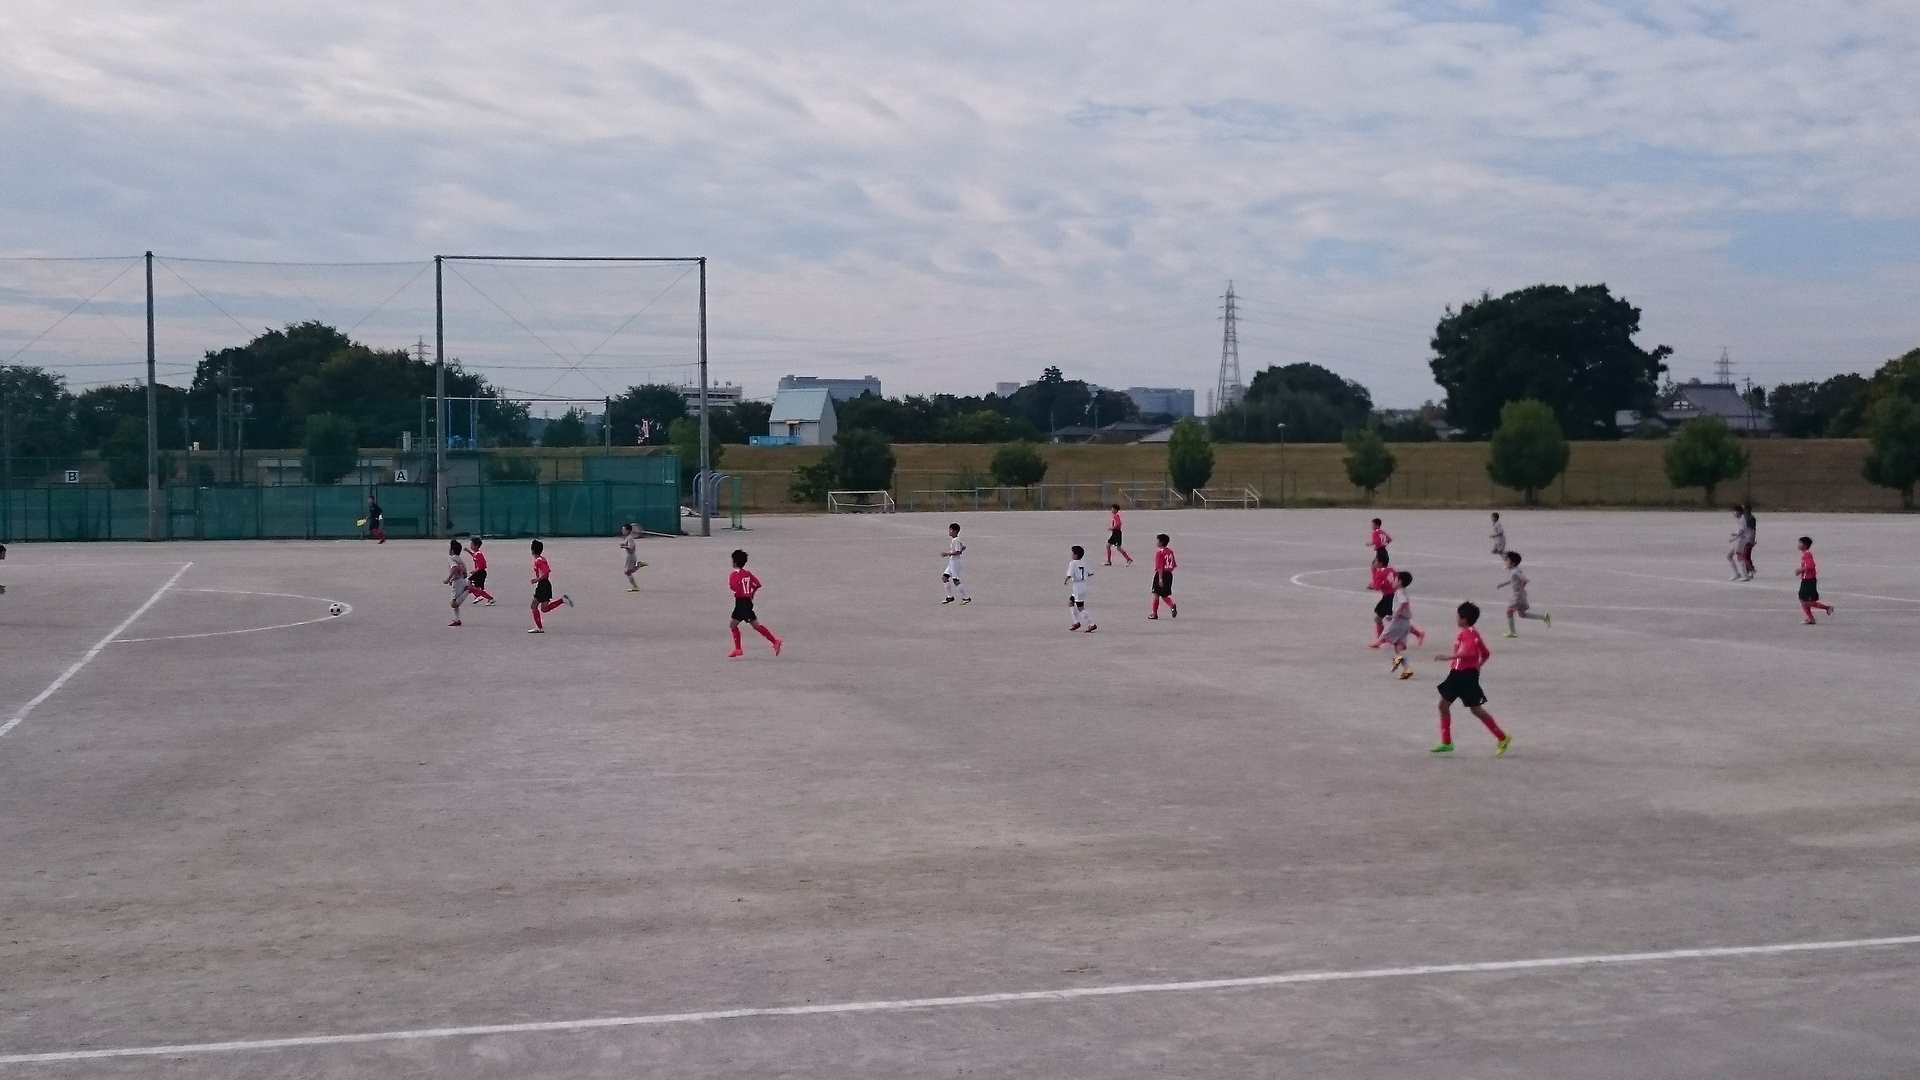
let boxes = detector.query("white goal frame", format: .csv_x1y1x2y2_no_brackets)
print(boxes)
828,490,896,513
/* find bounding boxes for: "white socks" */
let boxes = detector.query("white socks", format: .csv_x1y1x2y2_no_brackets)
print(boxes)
943,579,955,599
955,581,969,600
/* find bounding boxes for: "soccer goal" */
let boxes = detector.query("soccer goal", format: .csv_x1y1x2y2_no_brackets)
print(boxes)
828,490,896,513
1192,486,1262,509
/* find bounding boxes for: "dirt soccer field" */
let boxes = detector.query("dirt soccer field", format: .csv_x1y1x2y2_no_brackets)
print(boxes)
1,509,1917,1078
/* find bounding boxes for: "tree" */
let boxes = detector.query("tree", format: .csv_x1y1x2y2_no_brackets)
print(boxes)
538,408,592,448
826,428,896,491
668,417,722,492
1663,416,1748,506
1430,284,1670,439
101,416,151,488
1342,427,1397,500
0,364,76,460
1829,347,1920,436
734,400,772,442
989,440,1048,487
1209,362,1372,443
1861,395,1920,509
1485,399,1569,504
606,384,686,445
303,413,358,485
1770,374,1868,437
1166,418,1214,496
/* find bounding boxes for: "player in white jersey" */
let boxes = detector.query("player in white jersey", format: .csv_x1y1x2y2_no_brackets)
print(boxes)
941,522,971,604
1381,570,1426,677
1065,545,1095,631
1489,512,1506,557
443,539,470,626
1497,551,1550,637
620,522,646,591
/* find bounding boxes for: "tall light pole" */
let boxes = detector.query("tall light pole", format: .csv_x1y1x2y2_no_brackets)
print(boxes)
697,257,710,538
145,251,158,541
434,256,446,537
1276,422,1287,507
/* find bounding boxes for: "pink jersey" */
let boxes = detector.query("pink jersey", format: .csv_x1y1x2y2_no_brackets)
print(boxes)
1110,510,1123,531
1369,526,1391,548
1798,550,1817,579
1451,627,1490,671
729,567,762,599
532,554,551,581
1369,564,1397,593
1154,546,1176,573
470,548,488,572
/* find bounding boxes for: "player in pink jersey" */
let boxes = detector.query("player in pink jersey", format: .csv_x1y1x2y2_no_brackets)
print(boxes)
527,539,572,633
1367,550,1397,646
1367,518,1391,563
1795,536,1834,624
1149,533,1177,619
1105,505,1133,566
443,539,469,626
727,549,782,657
465,537,495,604
1431,601,1511,755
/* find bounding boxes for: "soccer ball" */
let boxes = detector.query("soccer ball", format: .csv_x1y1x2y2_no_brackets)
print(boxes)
328,603,345,617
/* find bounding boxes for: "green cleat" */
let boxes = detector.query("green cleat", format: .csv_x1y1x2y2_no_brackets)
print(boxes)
1495,735,1513,756
1502,631,1518,639
1430,742,1454,754
1542,613,1552,628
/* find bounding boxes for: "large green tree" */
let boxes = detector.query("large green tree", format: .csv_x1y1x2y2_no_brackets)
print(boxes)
989,440,1048,487
1166,418,1214,495
606,384,686,445
1663,416,1748,506
302,413,358,485
1861,395,1920,509
1430,284,1670,439
1828,347,1920,436
1342,427,1397,500
1769,374,1867,438
1210,363,1373,443
1485,399,1569,504
0,364,76,460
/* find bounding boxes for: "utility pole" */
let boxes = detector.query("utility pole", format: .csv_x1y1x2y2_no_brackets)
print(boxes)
698,257,710,538
146,251,159,541
1216,281,1244,413
434,259,447,537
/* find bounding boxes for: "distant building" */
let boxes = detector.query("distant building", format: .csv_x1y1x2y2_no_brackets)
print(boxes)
1126,386,1196,419
994,382,1023,398
676,382,745,409
1084,421,1165,445
761,388,838,446
1654,380,1772,435
1048,425,1099,444
778,375,882,402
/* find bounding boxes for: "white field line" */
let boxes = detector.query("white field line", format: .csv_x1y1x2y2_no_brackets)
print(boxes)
0,562,190,741
1,934,1916,1065
113,589,351,643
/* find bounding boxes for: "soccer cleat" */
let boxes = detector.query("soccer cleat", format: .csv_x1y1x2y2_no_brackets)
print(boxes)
960,597,971,604
1731,572,1745,581
727,648,744,658
628,585,640,592
1390,655,1405,671
562,594,574,607
1148,613,1159,620
1430,742,1454,754
1368,640,1382,649
942,597,956,604
1398,668,1414,680
1502,631,1518,639
527,627,544,634
1495,734,1513,756
449,620,462,627
1069,623,1081,631
1541,613,1551,628
771,638,783,657
1084,624,1097,632
1804,618,1817,625
1169,606,1177,618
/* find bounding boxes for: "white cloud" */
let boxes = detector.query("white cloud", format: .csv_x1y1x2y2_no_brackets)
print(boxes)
2,0,1918,404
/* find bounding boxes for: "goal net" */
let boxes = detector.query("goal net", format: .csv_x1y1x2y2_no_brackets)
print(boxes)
828,490,896,513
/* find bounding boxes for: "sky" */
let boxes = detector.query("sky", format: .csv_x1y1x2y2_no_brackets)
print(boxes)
2,0,1918,408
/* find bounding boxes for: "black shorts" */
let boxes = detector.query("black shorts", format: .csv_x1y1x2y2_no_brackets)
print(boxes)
534,578,553,603
1375,544,1389,564
731,596,757,622
469,568,487,590
1798,578,1819,603
1108,529,1123,547
1438,668,1487,708
1374,591,1395,618
1152,571,1173,597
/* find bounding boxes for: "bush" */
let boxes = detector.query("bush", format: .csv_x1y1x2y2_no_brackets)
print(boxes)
1485,399,1569,505
1663,416,1748,506
101,416,150,488
1342,427,1397,499
668,417,723,492
788,459,834,504
989,440,1048,487
303,413,358,485
1166,418,1214,495
1861,395,1920,509
787,429,896,504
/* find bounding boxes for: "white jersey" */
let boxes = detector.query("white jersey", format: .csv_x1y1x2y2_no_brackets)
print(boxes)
1508,567,1529,601
1066,559,1092,601
944,537,966,576
1490,522,1506,550
621,534,638,569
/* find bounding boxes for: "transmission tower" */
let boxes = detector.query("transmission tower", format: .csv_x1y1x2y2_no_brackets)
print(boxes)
1217,281,1244,411
1715,347,1733,386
